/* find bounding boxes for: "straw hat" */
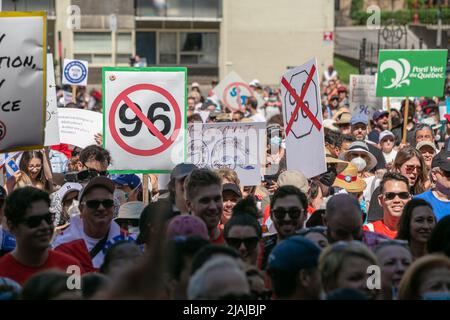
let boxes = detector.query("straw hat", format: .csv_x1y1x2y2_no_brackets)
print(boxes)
332,163,367,193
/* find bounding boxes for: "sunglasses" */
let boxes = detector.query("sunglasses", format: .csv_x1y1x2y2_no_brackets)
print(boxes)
384,192,410,200
225,237,259,250
77,169,108,182
19,212,54,228
83,199,115,210
404,165,421,174
272,207,303,221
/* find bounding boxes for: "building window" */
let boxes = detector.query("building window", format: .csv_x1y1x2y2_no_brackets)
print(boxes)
117,33,133,65
74,32,112,64
159,32,177,64
180,32,218,65
73,32,133,66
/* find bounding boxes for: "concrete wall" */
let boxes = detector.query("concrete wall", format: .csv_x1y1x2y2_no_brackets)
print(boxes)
220,0,334,86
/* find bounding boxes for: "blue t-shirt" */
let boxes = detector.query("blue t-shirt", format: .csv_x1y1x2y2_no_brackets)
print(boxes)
415,190,450,221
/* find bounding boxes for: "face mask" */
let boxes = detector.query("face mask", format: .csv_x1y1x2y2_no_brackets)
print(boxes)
67,200,80,217
270,136,282,146
114,189,127,205
128,226,140,234
435,180,450,197
351,157,367,172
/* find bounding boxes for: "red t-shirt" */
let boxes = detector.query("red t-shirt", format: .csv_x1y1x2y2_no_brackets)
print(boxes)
363,220,397,239
0,250,84,285
211,227,225,245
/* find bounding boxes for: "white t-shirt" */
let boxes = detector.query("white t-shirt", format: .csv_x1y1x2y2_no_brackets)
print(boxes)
250,112,266,123
382,150,398,164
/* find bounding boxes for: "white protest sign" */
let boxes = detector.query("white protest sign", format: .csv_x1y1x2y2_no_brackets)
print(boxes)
213,71,265,113
44,54,60,146
0,12,46,153
187,122,266,186
57,108,102,149
62,58,88,86
281,58,326,178
383,96,405,111
104,67,187,173
349,74,383,118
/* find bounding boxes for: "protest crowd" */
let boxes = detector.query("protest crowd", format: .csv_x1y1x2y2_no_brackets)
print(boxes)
1,10,450,300
1,63,450,301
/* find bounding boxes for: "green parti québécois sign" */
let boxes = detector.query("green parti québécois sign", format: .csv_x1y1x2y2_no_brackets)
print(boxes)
376,49,448,97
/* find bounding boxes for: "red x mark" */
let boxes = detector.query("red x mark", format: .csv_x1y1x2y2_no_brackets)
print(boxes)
282,65,322,136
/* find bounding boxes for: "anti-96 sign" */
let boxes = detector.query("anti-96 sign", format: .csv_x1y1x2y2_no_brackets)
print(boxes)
103,67,187,173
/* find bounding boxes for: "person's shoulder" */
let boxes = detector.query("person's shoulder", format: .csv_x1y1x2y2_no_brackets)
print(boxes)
0,252,14,265
414,190,432,199
48,249,82,266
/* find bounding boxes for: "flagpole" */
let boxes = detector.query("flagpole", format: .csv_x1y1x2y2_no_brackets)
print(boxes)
387,97,392,130
402,98,410,145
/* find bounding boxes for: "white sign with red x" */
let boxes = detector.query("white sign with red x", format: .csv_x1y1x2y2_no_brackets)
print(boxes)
280,58,326,178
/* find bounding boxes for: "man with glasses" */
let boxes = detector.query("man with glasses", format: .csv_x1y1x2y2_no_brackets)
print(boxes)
0,187,83,285
53,176,133,272
364,173,411,239
415,149,450,221
65,145,111,185
260,185,307,270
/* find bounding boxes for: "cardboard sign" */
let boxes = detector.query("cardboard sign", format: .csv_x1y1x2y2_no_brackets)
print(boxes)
188,122,266,186
44,54,60,146
376,49,448,97
280,58,326,178
213,71,264,112
58,108,102,149
62,58,88,86
0,12,46,152
103,67,187,173
349,74,382,119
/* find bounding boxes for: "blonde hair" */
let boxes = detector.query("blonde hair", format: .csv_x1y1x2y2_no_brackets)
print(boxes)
319,241,378,293
216,168,241,187
398,254,450,300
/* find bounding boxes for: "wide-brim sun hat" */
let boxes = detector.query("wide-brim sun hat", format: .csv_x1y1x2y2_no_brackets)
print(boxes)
338,141,377,171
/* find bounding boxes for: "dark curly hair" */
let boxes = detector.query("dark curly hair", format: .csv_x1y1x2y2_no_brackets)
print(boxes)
5,186,50,226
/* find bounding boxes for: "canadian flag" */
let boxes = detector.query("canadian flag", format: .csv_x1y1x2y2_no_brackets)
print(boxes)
323,31,333,42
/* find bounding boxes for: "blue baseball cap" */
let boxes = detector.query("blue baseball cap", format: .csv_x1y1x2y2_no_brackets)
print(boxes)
112,174,142,190
350,113,368,126
268,236,321,272
373,110,389,121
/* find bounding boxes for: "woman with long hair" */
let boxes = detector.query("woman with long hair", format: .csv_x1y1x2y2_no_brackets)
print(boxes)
13,150,53,193
392,146,429,195
397,198,436,261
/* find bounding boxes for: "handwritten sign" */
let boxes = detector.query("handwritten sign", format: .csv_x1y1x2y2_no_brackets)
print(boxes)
349,75,382,119
0,12,47,152
187,122,266,186
58,108,102,149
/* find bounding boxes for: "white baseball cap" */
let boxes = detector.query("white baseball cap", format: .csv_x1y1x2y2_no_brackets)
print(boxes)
379,130,395,143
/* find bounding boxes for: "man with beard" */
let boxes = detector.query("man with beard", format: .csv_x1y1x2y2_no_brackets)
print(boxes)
324,194,388,249
0,187,83,285
368,110,389,144
415,149,450,221
185,169,224,244
260,185,307,270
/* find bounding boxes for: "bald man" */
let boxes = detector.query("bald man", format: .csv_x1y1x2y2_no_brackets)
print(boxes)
324,194,388,249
